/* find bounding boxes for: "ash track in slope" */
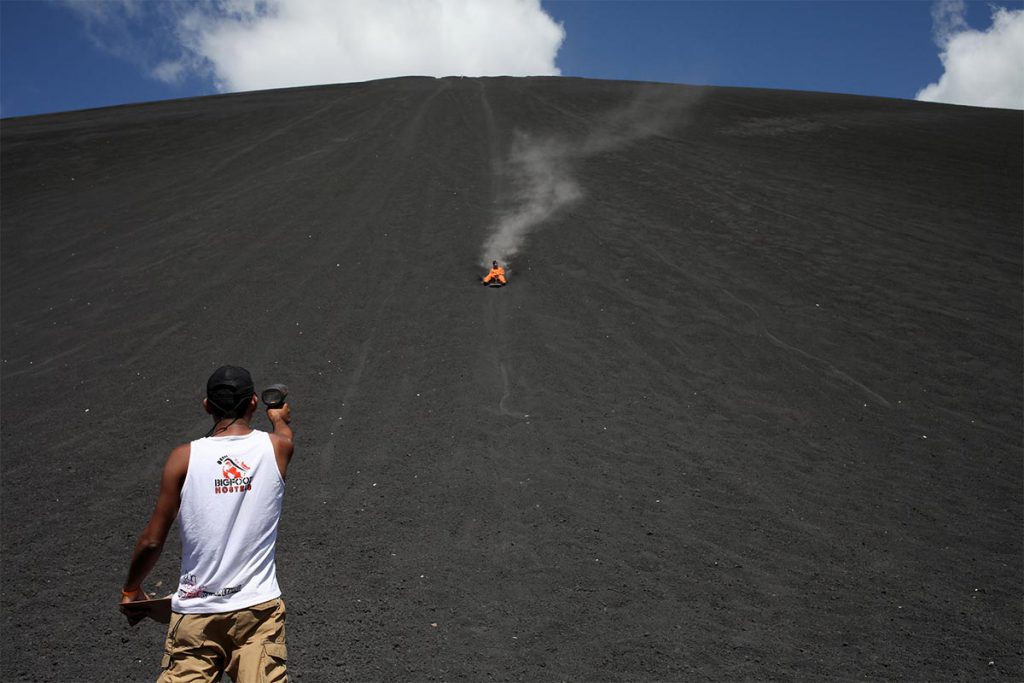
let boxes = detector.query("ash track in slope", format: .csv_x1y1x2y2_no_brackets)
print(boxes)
2,77,1022,681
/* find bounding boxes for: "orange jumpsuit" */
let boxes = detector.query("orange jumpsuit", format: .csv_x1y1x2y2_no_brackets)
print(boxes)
483,266,507,284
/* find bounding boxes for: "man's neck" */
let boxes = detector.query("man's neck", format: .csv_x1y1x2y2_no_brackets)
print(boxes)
210,417,254,437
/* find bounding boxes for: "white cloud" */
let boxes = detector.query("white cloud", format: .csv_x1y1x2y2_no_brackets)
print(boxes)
151,60,188,85
916,4,1024,110
63,0,166,66
929,0,968,46
68,0,565,93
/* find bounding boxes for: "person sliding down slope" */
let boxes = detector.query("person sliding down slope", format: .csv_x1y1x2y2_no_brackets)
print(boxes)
482,260,507,286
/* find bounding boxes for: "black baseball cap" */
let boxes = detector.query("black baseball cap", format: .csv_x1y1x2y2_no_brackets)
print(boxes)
206,365,255,416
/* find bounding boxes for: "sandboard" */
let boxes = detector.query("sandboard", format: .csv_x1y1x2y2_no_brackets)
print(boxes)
121,594,174,624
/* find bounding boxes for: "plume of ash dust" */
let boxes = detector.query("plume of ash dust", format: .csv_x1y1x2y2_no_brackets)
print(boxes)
480,86,699,266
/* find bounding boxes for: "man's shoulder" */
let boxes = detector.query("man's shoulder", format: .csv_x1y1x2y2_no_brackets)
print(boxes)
162,442,192,479
266,432,294,458
266,431,292,446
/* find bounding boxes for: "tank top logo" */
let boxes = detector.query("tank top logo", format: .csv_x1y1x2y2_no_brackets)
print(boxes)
214,455,253,494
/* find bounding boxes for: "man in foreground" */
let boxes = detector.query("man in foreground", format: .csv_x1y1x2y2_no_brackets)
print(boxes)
119,366,294,682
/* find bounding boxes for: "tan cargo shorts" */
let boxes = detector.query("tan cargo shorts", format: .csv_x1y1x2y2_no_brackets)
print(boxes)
157,598,287,683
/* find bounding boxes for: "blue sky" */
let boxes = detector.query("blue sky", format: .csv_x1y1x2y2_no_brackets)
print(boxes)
1,0,1021,118
554,2,940,96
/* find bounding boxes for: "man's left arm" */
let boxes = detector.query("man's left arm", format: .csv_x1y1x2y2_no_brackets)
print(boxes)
119,443,189,624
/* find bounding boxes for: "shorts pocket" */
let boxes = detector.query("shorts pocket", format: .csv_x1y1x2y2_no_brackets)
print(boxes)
156,652,175,683
261,642,288,682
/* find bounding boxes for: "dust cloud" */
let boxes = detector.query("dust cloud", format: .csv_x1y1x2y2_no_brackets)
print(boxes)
480,86,699,266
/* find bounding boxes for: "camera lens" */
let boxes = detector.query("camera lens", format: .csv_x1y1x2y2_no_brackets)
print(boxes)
261,385,287,408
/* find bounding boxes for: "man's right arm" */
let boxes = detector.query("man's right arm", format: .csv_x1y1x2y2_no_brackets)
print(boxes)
267,404,294,480
119,443,189,623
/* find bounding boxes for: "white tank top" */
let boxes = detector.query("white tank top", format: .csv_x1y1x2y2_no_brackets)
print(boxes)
172,430,284,614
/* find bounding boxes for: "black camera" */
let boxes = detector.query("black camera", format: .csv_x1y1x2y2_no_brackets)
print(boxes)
260,384,289,409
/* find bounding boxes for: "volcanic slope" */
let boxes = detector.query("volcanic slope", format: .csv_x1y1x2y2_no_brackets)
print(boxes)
2,77,1021,681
